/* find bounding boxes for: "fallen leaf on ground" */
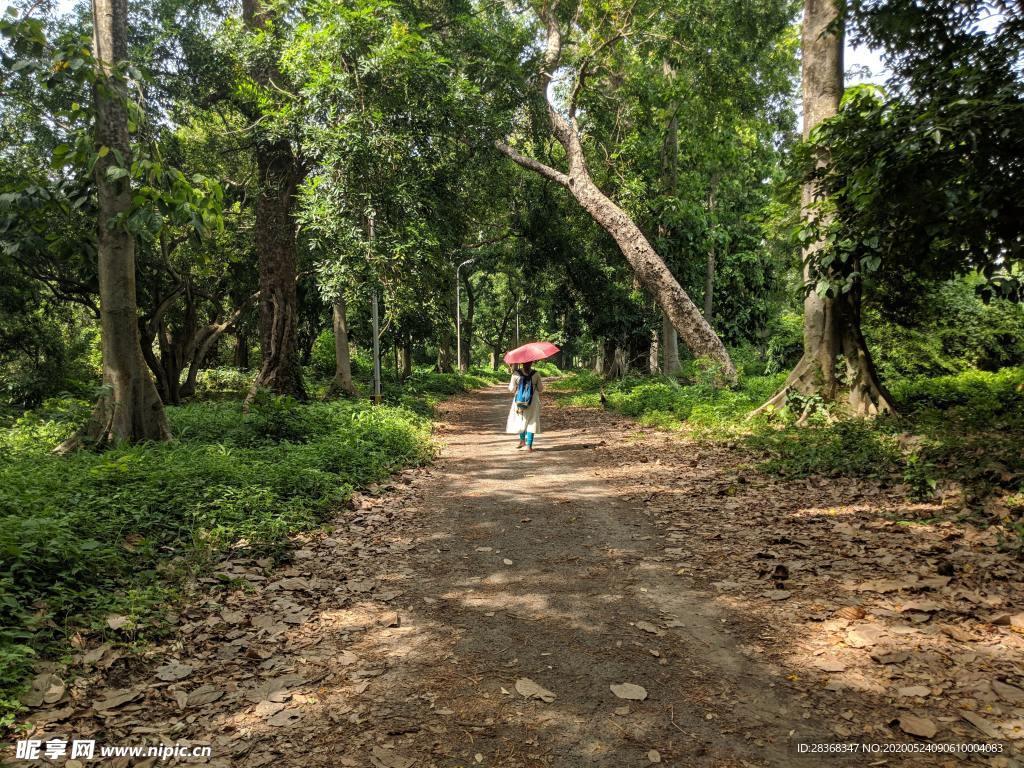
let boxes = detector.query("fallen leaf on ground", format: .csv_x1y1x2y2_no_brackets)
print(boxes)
635,621,661,635
105,614,132,630
898,714,937,739
155,662,193,682
993,680,1024,703
871,649,910,664
959,709,1000,738
515,677,556,703
186,684,224,707
21,673,65,707
898,686,930,697
267,707,302,727
846,625,885,648
253,701,285,717
369,745,417,768
610,682,647,701
95,688,143,711
836,605,866,621
647,750,661,763
81,645,111,666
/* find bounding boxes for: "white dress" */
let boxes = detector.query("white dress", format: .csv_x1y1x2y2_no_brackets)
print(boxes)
506,372,543,434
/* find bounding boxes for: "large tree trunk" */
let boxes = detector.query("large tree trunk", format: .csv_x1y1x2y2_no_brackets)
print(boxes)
436,291,456,372
64,0,170,450
400,335,413,380
243,0,306,406
327,295,358,397
757,0,895,418
234,330,250,369
495,9,736,382
662,312,680,376
607,344,627,379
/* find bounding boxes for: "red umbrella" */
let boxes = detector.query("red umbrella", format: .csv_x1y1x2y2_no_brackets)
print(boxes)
503,341,560,365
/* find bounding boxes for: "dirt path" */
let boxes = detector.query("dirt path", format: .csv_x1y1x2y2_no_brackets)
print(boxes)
347,384,833,767
14,385,1023,767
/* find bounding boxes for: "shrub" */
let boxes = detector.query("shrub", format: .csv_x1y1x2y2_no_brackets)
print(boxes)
0,396,433,725
763,311,804,375
749,419,902,478
192,367,254,400
310,330,374,380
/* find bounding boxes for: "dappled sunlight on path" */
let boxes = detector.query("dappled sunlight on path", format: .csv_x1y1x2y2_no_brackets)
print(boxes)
13,385,1022,767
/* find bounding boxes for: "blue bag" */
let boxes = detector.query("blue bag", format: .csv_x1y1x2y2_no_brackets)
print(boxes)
514,373,535,413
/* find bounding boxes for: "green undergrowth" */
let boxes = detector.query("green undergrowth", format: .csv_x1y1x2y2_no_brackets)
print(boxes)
548,369,787,434
551,365,1024,510
0,365,505,728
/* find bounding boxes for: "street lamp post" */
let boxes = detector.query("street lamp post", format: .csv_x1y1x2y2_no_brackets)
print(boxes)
456,258,475,372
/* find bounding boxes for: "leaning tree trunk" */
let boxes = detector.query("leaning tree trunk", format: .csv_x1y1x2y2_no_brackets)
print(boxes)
243,0,306,406
63,0,171,450
756,0,895,418
495,8,736,382
327,295,358,397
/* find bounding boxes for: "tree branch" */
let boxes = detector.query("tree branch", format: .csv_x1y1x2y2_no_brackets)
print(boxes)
494,141,570,187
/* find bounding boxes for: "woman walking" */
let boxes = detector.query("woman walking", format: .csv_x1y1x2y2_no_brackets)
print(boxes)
506,362,543,451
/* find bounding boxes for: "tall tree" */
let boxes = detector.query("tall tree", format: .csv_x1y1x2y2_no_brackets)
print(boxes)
495,3,737,381
73,0,171,447
757,0,896,416
241,0,306,404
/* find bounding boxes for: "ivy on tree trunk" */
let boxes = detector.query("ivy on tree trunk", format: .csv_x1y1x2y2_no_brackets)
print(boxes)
758,0,896,418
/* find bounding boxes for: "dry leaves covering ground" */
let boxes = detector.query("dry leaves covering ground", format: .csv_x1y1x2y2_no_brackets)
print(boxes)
8,384,1024,767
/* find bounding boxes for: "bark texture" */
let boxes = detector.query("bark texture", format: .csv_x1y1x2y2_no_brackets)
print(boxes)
495,8,736,382
328,296,358,397
649,328,660,373
243,0,306,406
400,335,413,380
757,0,896,418
662,312,680,376
67,0,171,450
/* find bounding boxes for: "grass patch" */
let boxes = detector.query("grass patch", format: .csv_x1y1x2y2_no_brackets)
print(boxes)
0,365,502,728
551,366,1024,498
